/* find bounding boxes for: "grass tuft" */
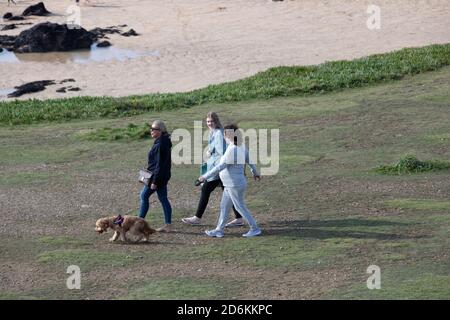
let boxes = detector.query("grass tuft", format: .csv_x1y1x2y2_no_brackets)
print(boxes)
79,123,151,141
374,155,450,175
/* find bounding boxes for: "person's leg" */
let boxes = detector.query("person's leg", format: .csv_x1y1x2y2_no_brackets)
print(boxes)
216,187,234,231
195,179,221,218
227,186,259,231
218,179,242,219
139,185,155,219
231,206,243,219
156,184,172,224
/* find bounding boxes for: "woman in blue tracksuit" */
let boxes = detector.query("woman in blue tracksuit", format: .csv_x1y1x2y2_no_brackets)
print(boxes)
182,112,243,227
199,124,262,238
139,120,173,232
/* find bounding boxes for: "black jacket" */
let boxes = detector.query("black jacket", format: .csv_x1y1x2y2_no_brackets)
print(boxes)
147,133,172,186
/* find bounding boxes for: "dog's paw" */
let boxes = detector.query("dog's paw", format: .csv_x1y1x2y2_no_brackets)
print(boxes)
108,238,116,242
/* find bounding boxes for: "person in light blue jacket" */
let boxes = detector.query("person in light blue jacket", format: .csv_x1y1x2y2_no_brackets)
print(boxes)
198,124,262,238
182,112,243,226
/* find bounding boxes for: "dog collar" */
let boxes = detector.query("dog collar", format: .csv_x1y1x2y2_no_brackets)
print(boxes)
113,215,124,226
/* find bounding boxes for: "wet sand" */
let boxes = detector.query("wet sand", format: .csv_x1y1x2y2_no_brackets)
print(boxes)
0,0,449,100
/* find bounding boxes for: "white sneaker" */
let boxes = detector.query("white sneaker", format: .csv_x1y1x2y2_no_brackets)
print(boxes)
205,229,224,238
243,228,261,238
181,216,201,225
225,218,244,227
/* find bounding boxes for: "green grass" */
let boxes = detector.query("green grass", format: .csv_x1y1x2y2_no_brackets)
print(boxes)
331,262,450,299
374,155,450,175
123,278,237,300
1,57,450,299
37,249,142,271
384,199,450,211
1,43,450,125
79,123,152,141
37,236,92,247
143,218,412,270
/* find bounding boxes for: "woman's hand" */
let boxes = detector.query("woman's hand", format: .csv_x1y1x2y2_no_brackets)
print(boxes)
254,175,261,181
198,176,205,182
150,183,157,190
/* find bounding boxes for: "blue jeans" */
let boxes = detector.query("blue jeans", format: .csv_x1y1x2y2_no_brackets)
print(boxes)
139,184,172,224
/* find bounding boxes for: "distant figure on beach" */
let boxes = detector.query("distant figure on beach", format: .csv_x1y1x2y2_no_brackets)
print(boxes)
8,0,17,6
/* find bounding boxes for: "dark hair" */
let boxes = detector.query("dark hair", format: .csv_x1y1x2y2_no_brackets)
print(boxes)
223,124,242,146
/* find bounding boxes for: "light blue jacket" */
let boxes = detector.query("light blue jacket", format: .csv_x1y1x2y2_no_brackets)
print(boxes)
205,128,226,182
203,144,259,187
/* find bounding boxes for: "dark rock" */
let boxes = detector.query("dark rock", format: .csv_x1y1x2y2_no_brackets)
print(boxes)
89,25,139,40
122,29,139,37
1,22,33,32
22,2,51,17
14,22,94,53
56,87,67,93
3,12,25,21
7,80,56,98
7,16,26,21
97,40,111,48
68,87,81,92
0,35,17,51
89,26,122,40
1,25,16,31
60,78,76,84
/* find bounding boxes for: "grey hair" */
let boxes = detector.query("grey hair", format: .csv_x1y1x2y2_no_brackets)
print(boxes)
152,120,169,134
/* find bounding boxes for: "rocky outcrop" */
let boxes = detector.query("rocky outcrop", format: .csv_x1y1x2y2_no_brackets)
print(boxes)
2,12,25,21
13,22,94,53
0,35,16,51
22,2,51,17
97,40,111,48
7,80,56,98
122,29,139,37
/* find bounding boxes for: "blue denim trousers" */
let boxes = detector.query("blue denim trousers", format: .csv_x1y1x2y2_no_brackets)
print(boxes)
139,184,172,224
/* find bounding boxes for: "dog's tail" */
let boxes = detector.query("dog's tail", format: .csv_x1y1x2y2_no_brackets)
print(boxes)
143,223,156,236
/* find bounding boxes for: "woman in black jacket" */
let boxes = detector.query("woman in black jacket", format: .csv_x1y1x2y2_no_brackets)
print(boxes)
139,120,173,232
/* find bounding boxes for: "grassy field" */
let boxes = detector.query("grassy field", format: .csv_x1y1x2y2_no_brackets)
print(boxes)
0,65,450,299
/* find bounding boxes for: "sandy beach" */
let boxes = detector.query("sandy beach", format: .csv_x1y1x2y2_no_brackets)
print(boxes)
0,0,449,100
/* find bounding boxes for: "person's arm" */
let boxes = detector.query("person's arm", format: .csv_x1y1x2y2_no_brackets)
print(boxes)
213,129,226,157
201,145,232,181
246,148,260,179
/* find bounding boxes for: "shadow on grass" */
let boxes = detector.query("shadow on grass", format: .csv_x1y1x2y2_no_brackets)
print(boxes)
108,240,186,246
262,218,423,241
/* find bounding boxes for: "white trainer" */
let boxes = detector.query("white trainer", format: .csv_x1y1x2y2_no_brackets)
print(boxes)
205,229,224,238
242,228,262,238
181,216,201,225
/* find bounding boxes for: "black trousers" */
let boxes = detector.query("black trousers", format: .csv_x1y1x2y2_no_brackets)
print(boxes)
195,179,242,219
